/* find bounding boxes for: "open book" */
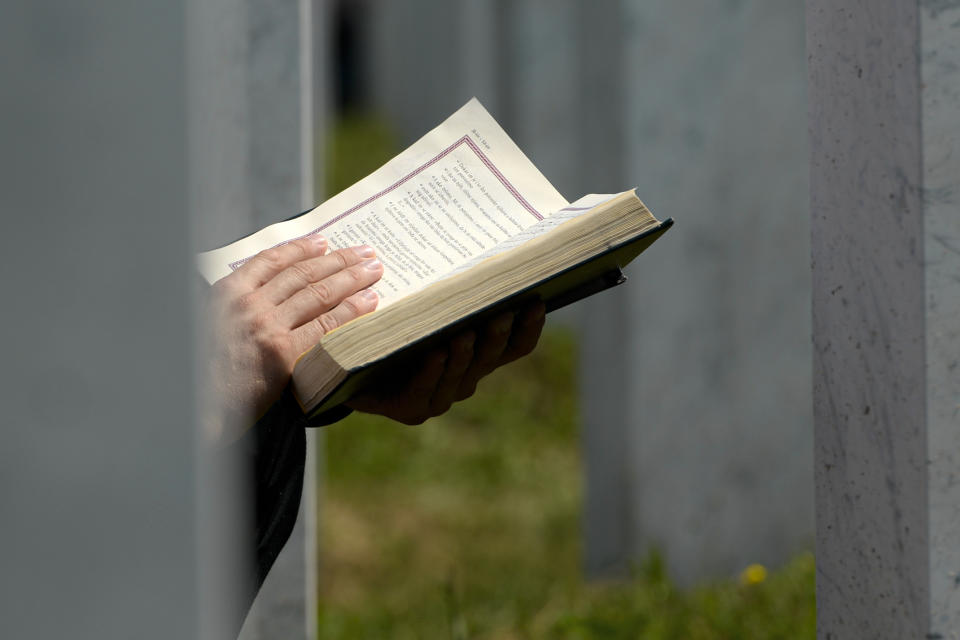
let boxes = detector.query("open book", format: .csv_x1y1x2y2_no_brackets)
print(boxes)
198,99,671,416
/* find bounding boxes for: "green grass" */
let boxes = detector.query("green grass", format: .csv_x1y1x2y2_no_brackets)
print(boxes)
317,328,814,639
317,114,815,639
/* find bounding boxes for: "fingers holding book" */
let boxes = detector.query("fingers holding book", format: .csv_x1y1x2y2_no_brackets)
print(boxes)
500,301,547,364
229,232,330,289
259,242,377,304
452,310,515,401
429,331,478,416
280,250,383,333
202,237,384,444
345,300,546,425
290,286,380,354
454,301,546,401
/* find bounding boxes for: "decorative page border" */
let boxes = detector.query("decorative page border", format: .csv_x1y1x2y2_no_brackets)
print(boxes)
228,135,542,271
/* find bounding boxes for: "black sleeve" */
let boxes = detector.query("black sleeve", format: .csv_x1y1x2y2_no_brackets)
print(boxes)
247,397,353,594
229,387,307,628
233,390,352,631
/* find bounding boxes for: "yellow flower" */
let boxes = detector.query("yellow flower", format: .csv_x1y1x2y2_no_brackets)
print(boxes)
740,563,768,586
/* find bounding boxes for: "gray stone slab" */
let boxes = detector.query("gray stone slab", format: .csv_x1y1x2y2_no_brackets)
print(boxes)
808,1,926,633
368,0,467,144
189,1,320,637
574,0,633,578
923,3,960,634
808,0,960,636
188,0,319,637
580,0,813,584
459,0,501,116
502,0,580,199
0,2,197,638
189,0,309,248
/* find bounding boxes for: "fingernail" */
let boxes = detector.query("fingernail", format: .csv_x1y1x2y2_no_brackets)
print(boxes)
356,245,375,258
311,234,327,248
360,288,378,300
362,258,382,270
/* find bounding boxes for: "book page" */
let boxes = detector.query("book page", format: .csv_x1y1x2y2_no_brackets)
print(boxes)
445,193,620,277
197,99,568,307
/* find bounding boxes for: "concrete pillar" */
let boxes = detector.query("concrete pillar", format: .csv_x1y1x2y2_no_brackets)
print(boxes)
368,0,580,197
581,0,813,584
459,0,501,116
807,1,960,636
501,0,580,198
0,2,197,638
368,0,465,143
575,0,632,577
188,1,323,637
189,0,315,241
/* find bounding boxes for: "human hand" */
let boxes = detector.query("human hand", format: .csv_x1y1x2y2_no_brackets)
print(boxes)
346,300,546,425
203,235,384,444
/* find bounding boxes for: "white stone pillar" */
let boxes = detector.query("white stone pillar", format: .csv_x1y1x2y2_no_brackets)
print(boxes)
581,0,813,584
459,0,501,115
808,1,960,636
501,0,580,198
0,2,197,638
575,0,633,577
368,0,464,143
188,1,322,637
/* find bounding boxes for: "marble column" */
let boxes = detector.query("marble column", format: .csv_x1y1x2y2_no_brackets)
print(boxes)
808,0,960,637
500,0,580,198
459,0,501,117
575,0,633,577
188,1,322,638
368,0,465,144
0,2,197,638
581,0,813,584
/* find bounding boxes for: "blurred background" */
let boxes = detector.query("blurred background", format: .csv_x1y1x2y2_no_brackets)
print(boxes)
311,1,814,638
1,1,815,639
